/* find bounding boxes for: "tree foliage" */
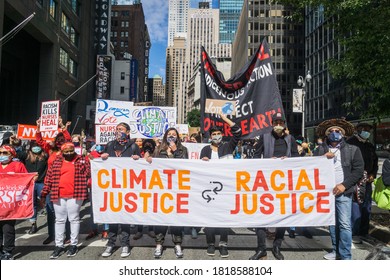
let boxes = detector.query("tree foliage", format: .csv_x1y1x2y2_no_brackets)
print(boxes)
187,108,201,127
274,0,390,119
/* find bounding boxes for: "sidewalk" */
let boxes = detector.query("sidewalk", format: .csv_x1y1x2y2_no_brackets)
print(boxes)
369,205,390,245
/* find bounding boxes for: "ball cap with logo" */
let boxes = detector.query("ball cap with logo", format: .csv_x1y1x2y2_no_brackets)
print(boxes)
272,112,285,122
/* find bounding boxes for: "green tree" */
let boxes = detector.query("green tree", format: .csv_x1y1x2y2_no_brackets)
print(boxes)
187,108,201,127
275,0,390,119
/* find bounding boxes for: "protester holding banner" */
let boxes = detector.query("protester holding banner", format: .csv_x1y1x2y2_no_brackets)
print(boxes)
314,119,364,260
0,145,28,260
86,144,109,240
101,122,141,258
24,142,54,240
200,113,242,258
41,143,91,259
148,127,188,259
133,138,157,241
250,112,299,261
346,123,378,244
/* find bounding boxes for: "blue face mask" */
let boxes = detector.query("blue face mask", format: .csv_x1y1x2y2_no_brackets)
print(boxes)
0,155,11,164
95,145,104,153
31,146,42,154
359,131,370,140
328,131,343,142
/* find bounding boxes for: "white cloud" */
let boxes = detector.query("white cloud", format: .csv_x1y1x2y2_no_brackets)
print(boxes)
115,0,169,44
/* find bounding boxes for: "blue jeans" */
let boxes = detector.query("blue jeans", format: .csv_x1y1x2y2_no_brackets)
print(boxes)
29,182,55,238
351,183,372,236
329,194,353,260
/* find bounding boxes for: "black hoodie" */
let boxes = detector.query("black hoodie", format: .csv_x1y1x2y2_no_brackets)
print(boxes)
382,159,390,186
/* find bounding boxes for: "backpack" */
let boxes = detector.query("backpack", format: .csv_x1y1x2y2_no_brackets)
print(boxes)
372,176,390,210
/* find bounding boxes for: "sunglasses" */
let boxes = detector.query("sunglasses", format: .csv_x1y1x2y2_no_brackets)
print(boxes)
0,151,11,155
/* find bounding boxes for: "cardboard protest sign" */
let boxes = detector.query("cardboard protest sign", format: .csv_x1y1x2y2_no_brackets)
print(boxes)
91,157,335,227
40,101,59,132
95,124,117,145
205,99,236,115
95,99,133,125
129,106,176,139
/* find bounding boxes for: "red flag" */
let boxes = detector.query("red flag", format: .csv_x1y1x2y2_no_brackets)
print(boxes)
0,173,36,220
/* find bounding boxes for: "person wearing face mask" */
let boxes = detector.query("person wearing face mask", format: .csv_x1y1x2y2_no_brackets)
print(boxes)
147,127,188,259
200,113,242,258
40,142,90,259
249,112,298,261
132,138,157,241
314,119,364,260
346,123,378,244
24,142,54,240
0,145,28,260
35,117,72,167
100,123,141,258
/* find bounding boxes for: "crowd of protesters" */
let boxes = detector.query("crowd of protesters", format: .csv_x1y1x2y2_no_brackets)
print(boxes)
0,111,386,261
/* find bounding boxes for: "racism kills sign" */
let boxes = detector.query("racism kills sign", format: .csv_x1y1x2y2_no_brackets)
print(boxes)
200,39,284,139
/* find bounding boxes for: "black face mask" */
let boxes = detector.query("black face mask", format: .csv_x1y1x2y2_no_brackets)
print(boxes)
143,144,154,154
63,153,76,161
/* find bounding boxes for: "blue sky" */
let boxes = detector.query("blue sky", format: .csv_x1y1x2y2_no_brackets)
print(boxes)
117,0,220,82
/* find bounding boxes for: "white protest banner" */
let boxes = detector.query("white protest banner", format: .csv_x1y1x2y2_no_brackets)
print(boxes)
182,142,208,159
95,99,133,125
40,100,59,132
293,88,303,113
129,106,176,139
95,124,117,145
91,157,335,227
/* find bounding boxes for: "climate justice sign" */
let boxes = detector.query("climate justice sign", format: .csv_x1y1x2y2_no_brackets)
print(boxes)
200,38,284,139
91,157,335,227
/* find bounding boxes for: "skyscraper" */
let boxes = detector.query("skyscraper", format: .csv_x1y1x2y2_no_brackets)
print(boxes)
219,0,244,44
111,3,151,102
168,0,190,47
232,0,305,136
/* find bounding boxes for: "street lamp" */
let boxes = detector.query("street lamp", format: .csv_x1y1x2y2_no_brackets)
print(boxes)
297,70,312,138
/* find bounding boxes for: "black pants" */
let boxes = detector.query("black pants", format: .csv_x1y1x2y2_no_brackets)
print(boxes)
254,227,286,251
154,226,183,245
205,227,229,245
0,220,16,253
107,224,131,247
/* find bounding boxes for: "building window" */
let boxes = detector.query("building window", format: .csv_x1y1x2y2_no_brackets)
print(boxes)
121,72,125,80
60,48,68,69
120,86,125,94
69,58,78,77
71,0,80,16
70,27,79,47
49,0,57,19
61,12,70,34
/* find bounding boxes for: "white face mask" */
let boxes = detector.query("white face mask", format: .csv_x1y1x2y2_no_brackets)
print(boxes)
211,134,222,144
359,131,370,140
273,125,284,134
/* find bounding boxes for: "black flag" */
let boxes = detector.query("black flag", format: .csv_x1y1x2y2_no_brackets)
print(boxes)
200,38,284,139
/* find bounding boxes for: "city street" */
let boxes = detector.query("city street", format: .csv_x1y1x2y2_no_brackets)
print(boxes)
11,200,377,261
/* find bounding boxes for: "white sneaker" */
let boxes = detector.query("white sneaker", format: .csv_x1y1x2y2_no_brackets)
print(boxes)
174,245,184,258
154,245,163,259
101,246,114,257
120,246,131,258
323,251,336,260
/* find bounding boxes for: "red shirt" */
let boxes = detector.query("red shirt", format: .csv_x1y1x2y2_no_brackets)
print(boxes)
58,159,76,198
0,161,28,173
